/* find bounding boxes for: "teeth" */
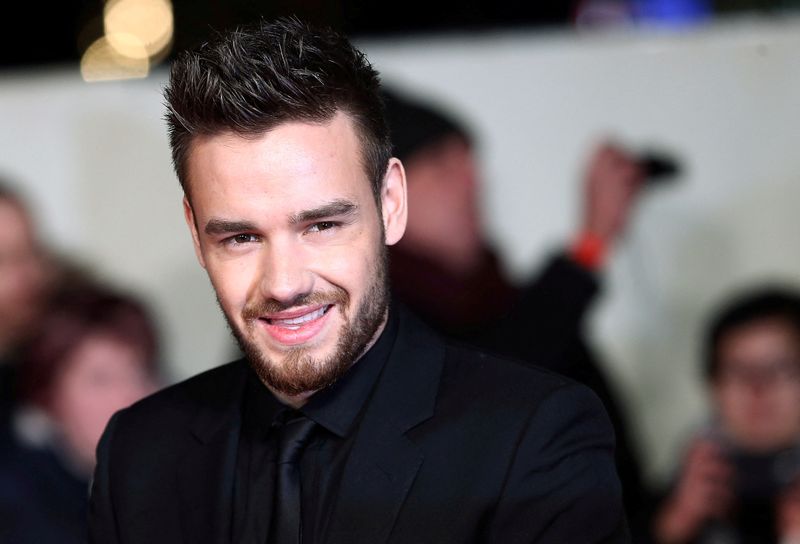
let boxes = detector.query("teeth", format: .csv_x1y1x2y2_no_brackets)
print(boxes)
271,306,327,327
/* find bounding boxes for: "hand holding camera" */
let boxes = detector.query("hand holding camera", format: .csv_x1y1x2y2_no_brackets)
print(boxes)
654,437,734,543
655,431,800,543
778,478,800,542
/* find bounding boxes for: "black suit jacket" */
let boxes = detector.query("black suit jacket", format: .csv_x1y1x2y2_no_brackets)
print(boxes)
89,309,627,543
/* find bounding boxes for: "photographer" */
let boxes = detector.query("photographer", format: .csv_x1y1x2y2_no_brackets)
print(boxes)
653,288,800,544
383,89,652,518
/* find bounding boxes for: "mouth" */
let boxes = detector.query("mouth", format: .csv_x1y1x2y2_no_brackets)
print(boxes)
257,304,335,345
263,304,333,329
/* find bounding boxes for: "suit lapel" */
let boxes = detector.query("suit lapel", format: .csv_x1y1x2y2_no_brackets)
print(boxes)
326,309,445,544
177,362,247,544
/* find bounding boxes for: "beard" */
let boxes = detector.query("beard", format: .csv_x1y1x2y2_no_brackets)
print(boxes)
222,244,390,397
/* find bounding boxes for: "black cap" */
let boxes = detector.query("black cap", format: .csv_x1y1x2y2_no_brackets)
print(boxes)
382,88,471,162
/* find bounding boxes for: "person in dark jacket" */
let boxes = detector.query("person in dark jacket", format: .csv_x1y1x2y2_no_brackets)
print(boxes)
383,89,648,516
0,285,159,544
651,288,800,543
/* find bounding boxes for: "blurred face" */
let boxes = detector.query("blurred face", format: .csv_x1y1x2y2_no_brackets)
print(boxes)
400,135,482,256
48,333,156,470
0,198,48,349
713,318,800,452
184,113,407,401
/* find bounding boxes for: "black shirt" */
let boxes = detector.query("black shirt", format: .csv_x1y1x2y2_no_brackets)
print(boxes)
231,311,398,543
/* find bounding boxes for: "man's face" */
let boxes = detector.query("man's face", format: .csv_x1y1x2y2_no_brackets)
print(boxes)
183,113,406,399
400,135,482,255
713,318,800,452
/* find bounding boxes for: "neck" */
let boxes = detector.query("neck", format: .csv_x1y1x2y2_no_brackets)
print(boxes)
269,308,390,409
272,390,315,409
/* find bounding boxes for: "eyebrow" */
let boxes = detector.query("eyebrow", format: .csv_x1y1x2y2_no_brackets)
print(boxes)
289,199,359,225
203,199,359,236
204,219,257,236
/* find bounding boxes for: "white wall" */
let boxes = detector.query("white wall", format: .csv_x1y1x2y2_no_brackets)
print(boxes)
2,16,800,482
0,69,239,388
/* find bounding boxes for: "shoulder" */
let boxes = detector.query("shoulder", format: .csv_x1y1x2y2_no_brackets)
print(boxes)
439,349,626,540
441,340,598,414
395,304,603,415
109,359,247,438
401,307,614,448
444,341,573,386
127,359,245,413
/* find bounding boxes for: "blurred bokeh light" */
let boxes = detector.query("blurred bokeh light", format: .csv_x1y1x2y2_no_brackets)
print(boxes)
104,0,173,60
80,0,173,82
4,0,800,73
80,36,149,82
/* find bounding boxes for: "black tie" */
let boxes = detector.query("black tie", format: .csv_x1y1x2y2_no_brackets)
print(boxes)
269,412,316,544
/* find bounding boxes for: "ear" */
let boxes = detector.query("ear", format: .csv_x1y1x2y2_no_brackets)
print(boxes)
380,158,407,246
183,196,207,269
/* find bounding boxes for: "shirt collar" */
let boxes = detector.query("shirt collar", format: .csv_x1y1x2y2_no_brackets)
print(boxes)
300,308,398,437
243,308,398,438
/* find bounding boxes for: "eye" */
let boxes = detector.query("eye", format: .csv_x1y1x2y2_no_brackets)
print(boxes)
227,233,260,245
307,221,338,234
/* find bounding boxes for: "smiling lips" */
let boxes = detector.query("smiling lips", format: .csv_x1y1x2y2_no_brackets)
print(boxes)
259,304,333,345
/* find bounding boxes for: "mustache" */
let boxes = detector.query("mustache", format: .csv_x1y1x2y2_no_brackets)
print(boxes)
242,289,349,320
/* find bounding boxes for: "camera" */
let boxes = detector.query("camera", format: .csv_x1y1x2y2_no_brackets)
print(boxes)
729,446,800,502
638,150,682,185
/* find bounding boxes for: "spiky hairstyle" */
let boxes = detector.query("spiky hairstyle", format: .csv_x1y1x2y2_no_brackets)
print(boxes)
164,17,390,201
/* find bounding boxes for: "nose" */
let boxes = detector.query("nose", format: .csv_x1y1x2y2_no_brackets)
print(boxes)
257,238,313,305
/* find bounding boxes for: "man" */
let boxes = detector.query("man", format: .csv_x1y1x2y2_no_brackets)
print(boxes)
0,183,50,429
382,90,648,516
652,288,800,543
89,17,626,543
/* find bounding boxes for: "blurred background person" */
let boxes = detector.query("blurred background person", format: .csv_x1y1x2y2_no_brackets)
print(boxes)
0,182,52,429
652,287,800,544
0,284,160,544
383,88,656,518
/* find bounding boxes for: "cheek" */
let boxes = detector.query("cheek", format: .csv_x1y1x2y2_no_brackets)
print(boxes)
715,388,741,419
319,248,366,279
770,386,800,417
715,386,759,429
207,259,256,308
323,240,378,289
309,225,381,285
50,382,113,447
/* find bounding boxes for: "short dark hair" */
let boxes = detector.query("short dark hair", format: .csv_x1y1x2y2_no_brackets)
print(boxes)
18,284,160,408
704,286,800,380
164,17,391,202
382,88,472,163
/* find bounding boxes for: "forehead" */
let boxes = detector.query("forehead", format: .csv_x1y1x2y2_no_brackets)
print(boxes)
718,318,800,363
185,113,373,215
